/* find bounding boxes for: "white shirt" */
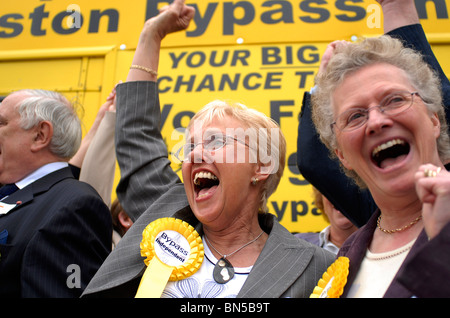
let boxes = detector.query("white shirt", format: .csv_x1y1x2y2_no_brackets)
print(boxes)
15,162,69,190
347,239,416,298
319,226,340,255
162,236,252,298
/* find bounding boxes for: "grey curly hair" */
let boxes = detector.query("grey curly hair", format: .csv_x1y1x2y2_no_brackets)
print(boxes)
311,35,450,188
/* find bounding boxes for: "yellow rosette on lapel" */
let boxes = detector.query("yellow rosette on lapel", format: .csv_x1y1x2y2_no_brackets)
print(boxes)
310,256,349,298
135,217,204,298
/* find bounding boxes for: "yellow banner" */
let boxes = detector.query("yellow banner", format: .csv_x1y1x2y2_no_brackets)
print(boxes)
2,0,450,51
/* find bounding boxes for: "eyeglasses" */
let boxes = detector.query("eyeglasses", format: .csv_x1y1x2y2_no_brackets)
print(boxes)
174,133,251,163
331,91,420,132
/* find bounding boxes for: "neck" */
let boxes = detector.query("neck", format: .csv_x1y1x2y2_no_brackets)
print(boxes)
328,225,356,248
203,219,267,267
371,185,423,224
370,209,423,253
377,201,423,230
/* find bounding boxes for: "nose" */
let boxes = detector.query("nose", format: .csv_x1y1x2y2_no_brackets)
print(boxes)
188,143,216,164
187,143,204,164
365,107,393,135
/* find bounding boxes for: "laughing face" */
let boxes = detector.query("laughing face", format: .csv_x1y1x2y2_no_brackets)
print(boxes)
181,115,267,232
333,63,441,197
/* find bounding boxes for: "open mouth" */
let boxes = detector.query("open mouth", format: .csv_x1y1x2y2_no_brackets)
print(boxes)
193,171,220,199
371,138,410,169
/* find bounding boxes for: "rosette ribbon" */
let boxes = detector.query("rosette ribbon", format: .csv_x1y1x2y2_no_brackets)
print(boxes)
135,217,204,298
310,256,349,298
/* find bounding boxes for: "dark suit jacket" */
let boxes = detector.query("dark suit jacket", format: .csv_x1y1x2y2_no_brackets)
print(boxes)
0,166,112,297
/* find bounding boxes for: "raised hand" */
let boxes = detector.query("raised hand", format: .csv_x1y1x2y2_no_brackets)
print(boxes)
415,164,450,239
145,0,196,42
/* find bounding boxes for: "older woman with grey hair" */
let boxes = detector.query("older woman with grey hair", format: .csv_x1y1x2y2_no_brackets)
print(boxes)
311,35,450,297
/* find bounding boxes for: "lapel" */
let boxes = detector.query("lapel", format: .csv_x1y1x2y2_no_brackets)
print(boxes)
237,215,315,298
0,167,74,215
383,230,428,298
340,211,378,297
82,192,191,296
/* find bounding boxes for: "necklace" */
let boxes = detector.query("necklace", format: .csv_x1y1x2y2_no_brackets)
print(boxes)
367,243,414,261
377,214,422,234
204,230,264,284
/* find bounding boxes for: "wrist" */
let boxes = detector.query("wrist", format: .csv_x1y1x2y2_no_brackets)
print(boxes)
140,20,165,45
379,1,419,33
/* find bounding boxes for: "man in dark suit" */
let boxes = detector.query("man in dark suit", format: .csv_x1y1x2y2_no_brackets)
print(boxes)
0,89,112,297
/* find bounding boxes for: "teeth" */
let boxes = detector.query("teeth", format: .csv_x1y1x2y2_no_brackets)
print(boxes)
372,139,405,157
193,171,218,185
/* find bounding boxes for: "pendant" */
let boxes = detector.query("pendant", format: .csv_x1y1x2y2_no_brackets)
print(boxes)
213,257,235,284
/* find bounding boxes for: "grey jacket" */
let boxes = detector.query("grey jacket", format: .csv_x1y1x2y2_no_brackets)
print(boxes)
82,81,334,298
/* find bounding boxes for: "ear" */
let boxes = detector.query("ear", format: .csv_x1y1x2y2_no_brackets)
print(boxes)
430,112,441,139
30,121,53,152
253,162,271,183
118,210,133,231
335,147,353,171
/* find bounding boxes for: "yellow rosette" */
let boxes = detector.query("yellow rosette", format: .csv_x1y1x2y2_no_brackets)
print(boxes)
135,217,204,298
310,256,349,298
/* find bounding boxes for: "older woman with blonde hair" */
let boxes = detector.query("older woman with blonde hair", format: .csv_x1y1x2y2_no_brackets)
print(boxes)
180,99,285,214
311,34,450,297
83,0,334,298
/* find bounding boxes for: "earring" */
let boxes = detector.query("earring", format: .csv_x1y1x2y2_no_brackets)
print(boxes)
252,177,258,185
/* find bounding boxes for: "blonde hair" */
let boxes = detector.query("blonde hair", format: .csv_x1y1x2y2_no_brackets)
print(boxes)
186,100,286,212
312,35,450,188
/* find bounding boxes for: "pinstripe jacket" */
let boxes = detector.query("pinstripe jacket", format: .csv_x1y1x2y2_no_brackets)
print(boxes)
0,167,112,297
82,81,334,298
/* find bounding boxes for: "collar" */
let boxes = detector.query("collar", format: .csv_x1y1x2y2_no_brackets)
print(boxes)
319,225,339,255
16,162,69,189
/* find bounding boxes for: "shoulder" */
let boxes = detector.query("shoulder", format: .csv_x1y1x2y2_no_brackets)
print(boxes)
266,215,335,262
294,232,320,245
29,169,110,222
